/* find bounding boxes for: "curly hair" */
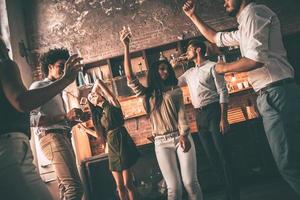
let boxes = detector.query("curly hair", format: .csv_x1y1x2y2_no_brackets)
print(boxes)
40,48,70,76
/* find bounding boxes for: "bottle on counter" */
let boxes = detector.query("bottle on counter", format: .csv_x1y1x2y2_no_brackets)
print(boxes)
84,73,92,85
217,55,227,62
92,70,97,83
77,71,85,87
97,69,104,80
138,62,143,72
159,51,167,61
118,65,124,76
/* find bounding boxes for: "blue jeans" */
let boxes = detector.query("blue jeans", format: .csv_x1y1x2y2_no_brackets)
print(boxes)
154,133,203,200
0,132,52,200
195,103,239,200
257,83,300,197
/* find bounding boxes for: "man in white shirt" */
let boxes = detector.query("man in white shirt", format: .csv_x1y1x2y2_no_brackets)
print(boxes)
178,40,239,200
30,48,86,200
183,0,300,197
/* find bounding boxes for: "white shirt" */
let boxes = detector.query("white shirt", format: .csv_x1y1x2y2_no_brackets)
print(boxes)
178,60,229,108
29,78,70,134
215,3,294,91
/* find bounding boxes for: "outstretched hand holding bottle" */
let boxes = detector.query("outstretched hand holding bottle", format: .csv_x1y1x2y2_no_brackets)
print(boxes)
120,26,131,48
62,54,83,83
182,0,196,19
120,27,135,81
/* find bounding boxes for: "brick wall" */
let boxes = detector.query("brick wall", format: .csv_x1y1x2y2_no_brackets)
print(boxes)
21,0,300,81
20,0,299,154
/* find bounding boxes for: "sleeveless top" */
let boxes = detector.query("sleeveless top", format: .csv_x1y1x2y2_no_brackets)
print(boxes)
0,80,30,137
101,100,124,132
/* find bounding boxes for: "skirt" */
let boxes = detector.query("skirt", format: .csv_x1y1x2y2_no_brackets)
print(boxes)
106,126,140,171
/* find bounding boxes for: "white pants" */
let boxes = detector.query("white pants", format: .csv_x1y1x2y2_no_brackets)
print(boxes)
154,133,203,200
0,132,52,200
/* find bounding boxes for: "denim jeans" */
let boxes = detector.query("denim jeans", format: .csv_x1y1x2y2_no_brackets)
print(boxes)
195,103,240,200
39,132,83,200
0,132,52,200
257,83,300,197
154,133,203,200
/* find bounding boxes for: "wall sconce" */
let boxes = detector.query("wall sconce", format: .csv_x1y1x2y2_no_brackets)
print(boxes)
18,40,32,65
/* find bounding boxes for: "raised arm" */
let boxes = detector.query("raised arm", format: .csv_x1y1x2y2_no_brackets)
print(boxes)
120,28,135,81
120,28,147,96
183,0,217,44
92,79,120,107
0,53,82,112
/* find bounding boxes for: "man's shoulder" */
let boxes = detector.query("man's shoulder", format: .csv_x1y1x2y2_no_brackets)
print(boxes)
206,60,216,65
183,67,194,74
247,3,275,19
204,60,217,69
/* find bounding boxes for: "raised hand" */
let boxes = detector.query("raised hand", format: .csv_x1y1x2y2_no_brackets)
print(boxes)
119,28,131,47
182,0,196,18
220,117,230,135
179,135,191,153
62,54,83,82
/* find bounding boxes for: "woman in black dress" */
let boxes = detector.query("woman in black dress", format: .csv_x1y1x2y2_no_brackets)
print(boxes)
88,79,139,200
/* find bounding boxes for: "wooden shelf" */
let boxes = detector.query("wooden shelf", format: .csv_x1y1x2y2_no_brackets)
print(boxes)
80,35,249,99
229,87,255,95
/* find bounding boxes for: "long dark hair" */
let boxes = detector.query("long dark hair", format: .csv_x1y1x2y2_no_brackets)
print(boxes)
144,60,178,114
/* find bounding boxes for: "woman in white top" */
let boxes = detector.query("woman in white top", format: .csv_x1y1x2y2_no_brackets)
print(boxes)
120,29,203,200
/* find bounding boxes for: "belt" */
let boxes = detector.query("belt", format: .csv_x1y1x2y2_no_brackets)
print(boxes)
38,129,69,139
196,101,219,111
257,78,294,96
154,131,179,141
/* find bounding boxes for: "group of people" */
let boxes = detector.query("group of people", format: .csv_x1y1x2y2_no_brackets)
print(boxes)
0,0,300,200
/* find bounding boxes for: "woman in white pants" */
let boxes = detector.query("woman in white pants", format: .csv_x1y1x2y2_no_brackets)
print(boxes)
120,29,203,200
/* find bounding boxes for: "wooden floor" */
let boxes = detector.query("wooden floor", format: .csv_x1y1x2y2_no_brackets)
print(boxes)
205,178,299,200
